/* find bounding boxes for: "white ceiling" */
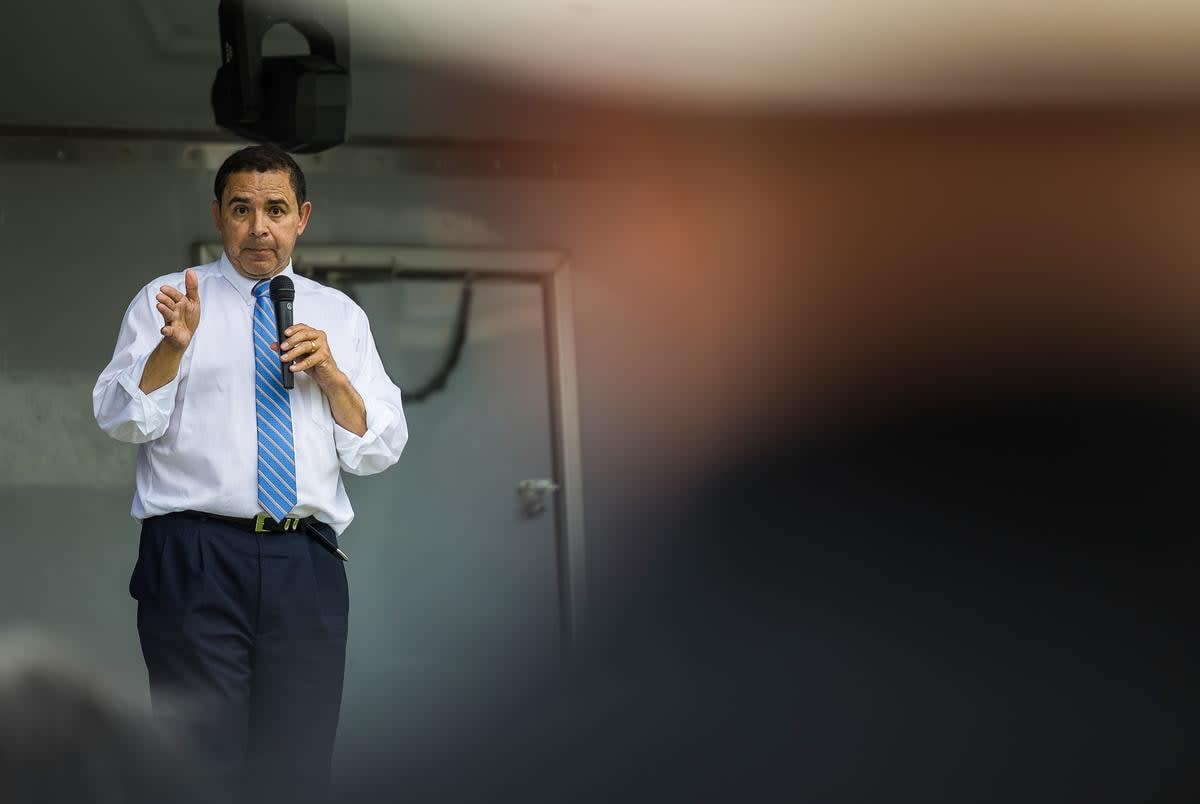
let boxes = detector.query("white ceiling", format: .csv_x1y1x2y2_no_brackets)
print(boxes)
138,1,1200,108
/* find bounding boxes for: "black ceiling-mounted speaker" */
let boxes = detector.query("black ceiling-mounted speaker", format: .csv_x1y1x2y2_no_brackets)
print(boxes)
212,0,350,154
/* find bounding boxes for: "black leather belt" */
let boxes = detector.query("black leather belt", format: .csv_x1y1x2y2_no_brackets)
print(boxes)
193,511,317,533
173,511,348,561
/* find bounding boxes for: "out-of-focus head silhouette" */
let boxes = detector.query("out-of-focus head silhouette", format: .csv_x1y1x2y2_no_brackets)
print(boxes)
0,630,213,804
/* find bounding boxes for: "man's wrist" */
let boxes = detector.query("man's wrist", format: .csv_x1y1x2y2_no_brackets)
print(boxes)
159,337,187,356
139,339,186,395
315,367,351,395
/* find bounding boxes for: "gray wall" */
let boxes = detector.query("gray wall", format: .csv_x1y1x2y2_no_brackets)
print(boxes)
0,147,653,685
0,3,648,683
0,1,785,694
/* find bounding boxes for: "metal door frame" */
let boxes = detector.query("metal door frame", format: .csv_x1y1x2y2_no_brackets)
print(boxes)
194,243,587,647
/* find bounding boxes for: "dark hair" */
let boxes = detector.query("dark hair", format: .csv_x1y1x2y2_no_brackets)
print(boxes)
213,144,307,207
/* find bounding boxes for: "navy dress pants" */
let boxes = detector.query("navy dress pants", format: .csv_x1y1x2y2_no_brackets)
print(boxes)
130,512,349,804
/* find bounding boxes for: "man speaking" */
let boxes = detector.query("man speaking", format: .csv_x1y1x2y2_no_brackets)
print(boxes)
93,144,408,801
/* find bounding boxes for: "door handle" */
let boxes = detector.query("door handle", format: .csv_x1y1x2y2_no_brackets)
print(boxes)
517,479,560,517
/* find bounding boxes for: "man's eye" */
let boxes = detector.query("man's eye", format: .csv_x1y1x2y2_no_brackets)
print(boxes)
270,207,283,215
234,206,248,215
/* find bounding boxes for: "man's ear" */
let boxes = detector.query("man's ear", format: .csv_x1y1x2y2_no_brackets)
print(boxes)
211,199,221,230
297,201,313,235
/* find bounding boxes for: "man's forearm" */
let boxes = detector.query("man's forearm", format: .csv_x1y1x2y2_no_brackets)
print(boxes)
320,371,367,436
139,339,186,394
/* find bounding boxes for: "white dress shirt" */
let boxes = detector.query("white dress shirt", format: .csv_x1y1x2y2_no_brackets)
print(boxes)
93,254,408,535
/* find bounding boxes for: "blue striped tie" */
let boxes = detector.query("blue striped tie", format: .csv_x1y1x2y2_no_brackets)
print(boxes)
252,280,298,523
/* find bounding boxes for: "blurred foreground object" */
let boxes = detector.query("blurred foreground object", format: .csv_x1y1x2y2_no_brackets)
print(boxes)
0,630,212,804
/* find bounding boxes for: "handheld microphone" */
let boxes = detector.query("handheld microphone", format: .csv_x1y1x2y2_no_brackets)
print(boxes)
269,275,296,390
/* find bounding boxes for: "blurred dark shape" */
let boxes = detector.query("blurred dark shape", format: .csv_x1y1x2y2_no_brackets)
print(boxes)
0,631,216,804
343,371,1200,803
324,106,1200,802
212,0,350,153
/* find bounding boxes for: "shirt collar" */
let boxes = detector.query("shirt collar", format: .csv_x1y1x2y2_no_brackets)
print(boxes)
218,251,296,305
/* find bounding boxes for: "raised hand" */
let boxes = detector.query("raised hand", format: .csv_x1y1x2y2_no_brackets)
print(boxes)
156,269,202,352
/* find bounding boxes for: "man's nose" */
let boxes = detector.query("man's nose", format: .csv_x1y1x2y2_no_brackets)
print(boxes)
250,209,269,236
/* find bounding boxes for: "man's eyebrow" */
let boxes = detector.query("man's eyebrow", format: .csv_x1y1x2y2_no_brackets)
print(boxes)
266,197,291,207
227,195,253,206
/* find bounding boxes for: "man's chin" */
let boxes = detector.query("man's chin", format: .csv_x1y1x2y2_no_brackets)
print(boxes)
230,253,283,279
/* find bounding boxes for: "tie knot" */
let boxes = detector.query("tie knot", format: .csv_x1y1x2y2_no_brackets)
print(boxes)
253,280,271,299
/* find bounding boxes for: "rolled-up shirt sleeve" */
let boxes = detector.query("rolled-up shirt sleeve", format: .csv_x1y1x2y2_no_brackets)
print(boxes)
334,308,408,476
93,283,181,443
